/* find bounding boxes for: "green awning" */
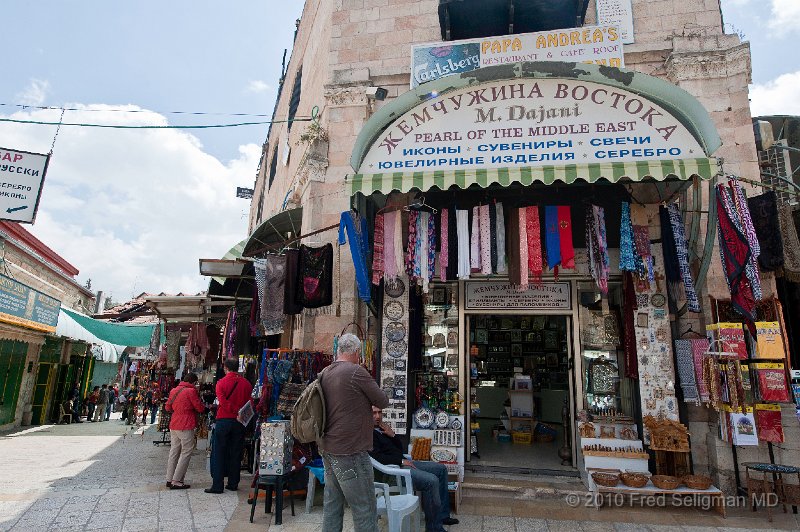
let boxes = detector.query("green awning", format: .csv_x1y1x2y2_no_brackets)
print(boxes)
348,157,717,195
211,238,247,285
60,307,155,347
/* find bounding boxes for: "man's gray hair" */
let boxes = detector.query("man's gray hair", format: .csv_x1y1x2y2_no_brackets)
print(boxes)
337,333,362,358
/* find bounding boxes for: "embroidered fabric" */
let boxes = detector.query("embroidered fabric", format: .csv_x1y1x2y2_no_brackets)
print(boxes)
297,244,334,309
414,211,425,284
489,201,498,273
496,202,507,274
283,248,303,315
586,205,609,294
674,339,699,402
456,209,471,279
777,202,800,282
557,206,575,269
406,210,418,277
619,202,639,272
479,204,492,275
747,191,783,271
725,182,762,300
383,210,398,281
447,207,458,280
470,206,480,272
527,206,542,283
372,213,384,286
518,207,529,288
667,204,700,313
258,255,286,335
439,209,448,281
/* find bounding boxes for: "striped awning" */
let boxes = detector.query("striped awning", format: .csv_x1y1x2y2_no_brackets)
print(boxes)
349,157,718,195
211,238,247,285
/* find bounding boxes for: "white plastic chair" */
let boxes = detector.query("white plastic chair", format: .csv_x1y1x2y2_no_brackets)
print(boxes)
374,482,421,532
370,456,414,495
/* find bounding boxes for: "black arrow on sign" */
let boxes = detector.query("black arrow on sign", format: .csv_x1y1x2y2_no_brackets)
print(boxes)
6,206,28,213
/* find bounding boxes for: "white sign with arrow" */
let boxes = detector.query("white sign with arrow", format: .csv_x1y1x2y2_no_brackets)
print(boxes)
0,147,50,224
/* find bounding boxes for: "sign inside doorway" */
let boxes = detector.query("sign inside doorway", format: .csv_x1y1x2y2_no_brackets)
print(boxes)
465,281,571,310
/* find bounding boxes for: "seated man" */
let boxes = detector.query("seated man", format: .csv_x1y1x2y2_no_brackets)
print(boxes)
370,407,458,532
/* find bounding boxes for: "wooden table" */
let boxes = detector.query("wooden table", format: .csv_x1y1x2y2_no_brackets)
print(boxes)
743,462,800,522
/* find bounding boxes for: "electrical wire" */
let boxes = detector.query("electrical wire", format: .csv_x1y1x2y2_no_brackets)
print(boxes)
0,116,311,129
0,102,277,118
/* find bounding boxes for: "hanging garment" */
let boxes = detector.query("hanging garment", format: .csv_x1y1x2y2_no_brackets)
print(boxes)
495,202,507,274
674,339,699,402
724,182,762,301
447,207,458,280
526,206,542,284
630,204,652,283
427,211,437,283
518,207,529,289
619,202,641,273
479,204,492,275
406,210,418,277
747,191,784,271
489,201,498,273
716,187,756,336
690,338,710,402
544,206,561,272
622,272,638,379
470,206,481,272
557,206,575,269
297,244,334,308
383,210,398,281
777,202,800,282
372,213,385,286
339,211,371,303
586,205,609,294
507,207,523,287
439,208,448,281
206,324,221,365
283,248,303,315
414,211,425,284
659,206,682,303
418,211,431,293
731,179,762,276
666,204,700,312
456,209,471,279
255,255,287,335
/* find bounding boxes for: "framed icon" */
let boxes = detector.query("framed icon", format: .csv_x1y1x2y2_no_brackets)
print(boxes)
432,355,445,369
475,329,488,344
432,288,446,304
511,330,522,342
475,315,487,329
511,344,522,356
546,353,559,367
520,318,530,330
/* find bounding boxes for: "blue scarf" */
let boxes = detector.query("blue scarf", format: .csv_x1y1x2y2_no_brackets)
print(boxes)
545,206,561,270
619,202,637,272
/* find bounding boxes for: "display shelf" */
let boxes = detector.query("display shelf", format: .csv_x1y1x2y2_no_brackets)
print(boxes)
582,450,649,459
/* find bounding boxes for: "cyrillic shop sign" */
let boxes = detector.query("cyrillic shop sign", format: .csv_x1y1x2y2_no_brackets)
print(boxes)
0,147,50,224
0,273,61,333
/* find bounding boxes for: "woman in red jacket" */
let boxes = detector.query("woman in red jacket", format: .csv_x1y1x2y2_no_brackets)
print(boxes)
164,373,206,489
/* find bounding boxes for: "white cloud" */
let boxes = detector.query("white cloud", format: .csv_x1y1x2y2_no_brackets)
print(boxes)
750,70,800,116
0,104,256,299
15,79,51,106
767,0,800,35
245,80,270,94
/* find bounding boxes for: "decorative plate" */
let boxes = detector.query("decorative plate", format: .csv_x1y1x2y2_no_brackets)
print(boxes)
435,411,450,428
385,278,406,298
651,294,666,308
433,333,446,348
431,448,456,462
385,340,408,358
384,301,404,320
413,407,435,429
385,322,407,342
383,387,394,399
382,376,395,388
450,418,462,430
447,330,458,347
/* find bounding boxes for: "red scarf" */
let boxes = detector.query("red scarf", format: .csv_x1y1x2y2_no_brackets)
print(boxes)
717,189,756,336
526,206,542,283
558,206,575,269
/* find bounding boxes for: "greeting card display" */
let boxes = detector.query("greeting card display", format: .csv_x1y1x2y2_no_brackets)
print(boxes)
754,321,786,360
755,404,784,443
753,363,790,402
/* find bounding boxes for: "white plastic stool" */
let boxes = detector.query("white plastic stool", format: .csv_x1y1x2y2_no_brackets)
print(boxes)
305,465,325,513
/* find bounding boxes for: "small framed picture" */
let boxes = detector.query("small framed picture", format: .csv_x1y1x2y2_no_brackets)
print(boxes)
488,318,499,330
476,329,488,344
394,359,407,371
543,330,558,350
432,355,445,369
475,315,487,329
637,312,649,328
520,318,530,330
447,376,459,389
501,317,513,330
511,330,522,342
432,288,446,304
511,344,522,356
526,332,538,343
546,353,559,367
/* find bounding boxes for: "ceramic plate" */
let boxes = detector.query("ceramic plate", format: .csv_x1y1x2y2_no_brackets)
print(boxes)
413,407,435,429
450,418,462,430
435,411,450,428
385,278,406,298
384,301,404,320
385,322,407,342
431,448,456,462
385,340,408,359
651,293,666,308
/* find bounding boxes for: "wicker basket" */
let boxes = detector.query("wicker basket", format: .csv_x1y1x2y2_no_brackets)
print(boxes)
592,472,620,487
620,472,649,488
651,475,680,490
682,475,712,490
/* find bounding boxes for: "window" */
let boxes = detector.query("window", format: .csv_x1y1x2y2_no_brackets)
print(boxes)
268,145,279,190
287,66,303,132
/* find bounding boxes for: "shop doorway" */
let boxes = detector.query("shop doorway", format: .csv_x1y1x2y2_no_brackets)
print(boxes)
466,314,576,473
31,362,56,425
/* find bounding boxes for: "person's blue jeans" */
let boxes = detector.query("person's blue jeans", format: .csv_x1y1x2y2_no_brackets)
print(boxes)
150,405,159,424
322,452,377,532
105,403,112,420
87,403,95,421
210,418,245,491
410,460,451,532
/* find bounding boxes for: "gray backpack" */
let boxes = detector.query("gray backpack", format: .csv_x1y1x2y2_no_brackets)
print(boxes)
290,370,326,443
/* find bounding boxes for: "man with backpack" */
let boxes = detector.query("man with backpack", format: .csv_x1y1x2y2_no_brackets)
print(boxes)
318,333,389,532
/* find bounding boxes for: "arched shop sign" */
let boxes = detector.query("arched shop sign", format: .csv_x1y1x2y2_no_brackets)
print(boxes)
349,62,722,194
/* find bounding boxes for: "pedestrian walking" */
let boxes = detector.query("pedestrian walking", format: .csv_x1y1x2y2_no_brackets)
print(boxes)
69,383,83,423
93,384,109,422
165,373,205,489
87,386,100,422
205,358,253,494
149,388,161,424
105,385,116,421
319,333,389,532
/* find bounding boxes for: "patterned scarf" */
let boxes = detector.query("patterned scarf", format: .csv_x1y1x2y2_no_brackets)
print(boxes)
728,181,762,300
372,213,384,286
558,206,575,269
417,211,428,289
383,211,398,281
716,185,756,336
544,206,561,273
720,185,762,301
439,208,448,281
777,202,800,282
479,204,492,275
256,255,286,336
456,209,471,279
496,202,507,274
283,248,303,315
619,202,638,272
659,205,682,303
471,206,481,272
674,339,699,402
406,210,418,277
622,271,638,379
427,211,437,286
518,207,529,289
527,206,542,284
747,191,784,271
586,205,609,294
507,207,522,287
447,207,458,280
489,201,498,273
691,338,710,402
631,204,652,284
667,204,700,312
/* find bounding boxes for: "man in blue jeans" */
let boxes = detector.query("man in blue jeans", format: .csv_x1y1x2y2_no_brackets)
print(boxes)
205,358,253,494
370,407,459,532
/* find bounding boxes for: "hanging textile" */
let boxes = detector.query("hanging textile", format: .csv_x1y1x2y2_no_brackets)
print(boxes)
659,206,682,305
372,213,385,286
557,206,575,270
339,210,371,303
489,202,498,273
666,204,701,313
747,191,784,271
297,243,334,309
716,187,756,336
470,206,481,272
185,322,210,366
406,209,418,277
518,207,529,289
526,206,542,284
166,329,181,369
622,272,638,379
383,210,401,281
255,255,287,335
722,183,762,301
544,206,561,274
619,202,639,272
456,209,471,279
630,205,652,286
427,212,436,283
447,207,458,280
495,202,507,274
507,207,523,287
586,205,609,294
674,339,699,402
691,338,711,402
418,211,431,292
284,248,303,315
479,204,491,275
439,208,448,281
777,202,800,282
206,324,220,365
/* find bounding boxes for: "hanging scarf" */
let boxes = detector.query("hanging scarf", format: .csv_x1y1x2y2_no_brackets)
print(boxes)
747,191,784,271
720,186,761,301
439,208,448,281
716,186,756,336
527,206,542,284
339,211,371,303
518,207,529,289
727,181,762,301
557,206,575,270
447,207,458,280
479,204,492,275
544,206,561,275
297,244,333,308
489,201,498,273
383,210,398,281
470,206,481,272
257,255,286,336
777,202,800,282
674,339,699,403
691,338,711,402
630,204,652,285
406,210,418,277
619,202,639,272
507,207,522,286
667,204,700,313
456,209,471,279
495,202,507,274
415,211,427,286
586,205,609,294
372,213,385,286
659,206,682,304
622,271,638,379
284,248,303,315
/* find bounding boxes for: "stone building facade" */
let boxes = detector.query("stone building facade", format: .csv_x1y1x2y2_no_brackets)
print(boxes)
249,0,790,492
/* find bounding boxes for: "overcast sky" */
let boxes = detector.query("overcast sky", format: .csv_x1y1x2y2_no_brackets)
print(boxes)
0,1,795,303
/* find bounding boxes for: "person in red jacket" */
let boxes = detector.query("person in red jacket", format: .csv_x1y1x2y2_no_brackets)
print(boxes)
164,373,205,489
205,358,253,494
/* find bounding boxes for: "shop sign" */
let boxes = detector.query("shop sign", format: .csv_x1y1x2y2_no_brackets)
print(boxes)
0,273,61,333
596,0,635,44
465,282,571,310
0,147,50,224
361,78,705,172
411,25,623,88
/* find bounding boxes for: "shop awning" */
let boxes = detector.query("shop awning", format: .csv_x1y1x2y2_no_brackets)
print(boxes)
60,307,155,348
207,238,248,285
349,157,718,195
243,207,303,257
